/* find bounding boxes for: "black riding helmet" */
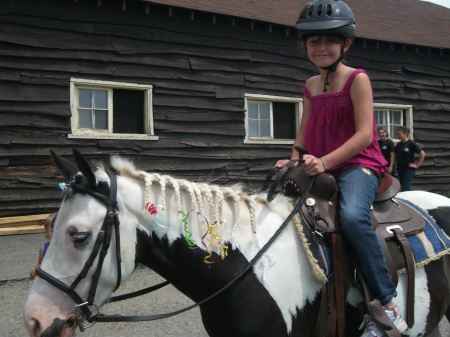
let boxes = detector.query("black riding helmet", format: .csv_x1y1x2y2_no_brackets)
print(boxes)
296,0,355,41
295,0,356,92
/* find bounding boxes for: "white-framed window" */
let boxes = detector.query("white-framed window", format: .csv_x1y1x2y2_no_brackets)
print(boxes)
244,94,302,144
69,78,158,140
374,103,413,141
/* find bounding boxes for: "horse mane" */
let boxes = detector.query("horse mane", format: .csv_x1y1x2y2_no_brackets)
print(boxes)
108,156,291,232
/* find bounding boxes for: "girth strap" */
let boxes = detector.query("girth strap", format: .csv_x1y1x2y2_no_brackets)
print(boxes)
372,214,415,329
391,228,415,328
371,213,398,287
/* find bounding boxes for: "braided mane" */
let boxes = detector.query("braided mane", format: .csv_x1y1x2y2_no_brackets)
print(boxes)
108,156,290,235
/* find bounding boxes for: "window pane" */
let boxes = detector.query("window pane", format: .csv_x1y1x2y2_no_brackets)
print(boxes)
391,110,402,125
78,109,92,128
273,102,295,139
94,90,108,109
375,110,386,126
248,119,258,137
113,89,145,134
248,102,258,119
259,103,270,120
79,89,92,108
260,120,270,137
95,110,108,130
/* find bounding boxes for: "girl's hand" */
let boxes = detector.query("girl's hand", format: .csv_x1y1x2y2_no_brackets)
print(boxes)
302,155,326,176
274,159,291,169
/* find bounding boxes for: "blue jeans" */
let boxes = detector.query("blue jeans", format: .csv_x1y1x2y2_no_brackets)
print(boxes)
336,166,396,305
397,168,416,191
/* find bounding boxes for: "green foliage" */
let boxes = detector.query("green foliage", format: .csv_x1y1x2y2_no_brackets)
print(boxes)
439,190,450,198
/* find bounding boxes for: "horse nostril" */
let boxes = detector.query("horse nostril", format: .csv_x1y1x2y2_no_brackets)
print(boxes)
29,318,41,337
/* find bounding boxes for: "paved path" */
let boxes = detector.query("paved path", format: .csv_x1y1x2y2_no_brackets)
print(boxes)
2,233,449,336
1,233,207,337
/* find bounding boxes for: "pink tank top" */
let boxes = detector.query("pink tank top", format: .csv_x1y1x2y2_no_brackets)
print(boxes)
302,69,387,177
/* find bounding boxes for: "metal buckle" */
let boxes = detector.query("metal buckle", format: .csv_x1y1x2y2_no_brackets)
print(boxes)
386,225,403,235
74,302,99,332
392,198,400,209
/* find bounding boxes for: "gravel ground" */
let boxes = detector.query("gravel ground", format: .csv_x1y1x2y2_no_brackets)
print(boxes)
2,268,208,337
0,233,207,337
2,233,449,337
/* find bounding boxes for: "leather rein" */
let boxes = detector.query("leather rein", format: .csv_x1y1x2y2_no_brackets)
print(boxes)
35,163,312,331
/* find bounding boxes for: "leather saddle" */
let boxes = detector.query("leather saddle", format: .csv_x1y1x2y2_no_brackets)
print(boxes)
281,167,425,337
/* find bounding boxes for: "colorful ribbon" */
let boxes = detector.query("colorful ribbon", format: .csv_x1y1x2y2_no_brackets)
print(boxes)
181,210,229,265
145,202,168,231
180,211,199,250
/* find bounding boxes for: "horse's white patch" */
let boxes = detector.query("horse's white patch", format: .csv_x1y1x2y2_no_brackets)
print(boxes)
224,197,323,332
396,268,430,336
398,191,450,209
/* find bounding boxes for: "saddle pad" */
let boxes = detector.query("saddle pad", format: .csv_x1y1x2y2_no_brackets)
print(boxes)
393,198,450,272
293,198,450,283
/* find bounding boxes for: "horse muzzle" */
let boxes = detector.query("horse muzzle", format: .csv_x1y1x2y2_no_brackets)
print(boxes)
25,317,75,337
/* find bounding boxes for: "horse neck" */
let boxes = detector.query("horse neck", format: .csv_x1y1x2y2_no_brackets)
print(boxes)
129,172,265,300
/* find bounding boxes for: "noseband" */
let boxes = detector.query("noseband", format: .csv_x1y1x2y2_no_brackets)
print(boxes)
36,169,122,330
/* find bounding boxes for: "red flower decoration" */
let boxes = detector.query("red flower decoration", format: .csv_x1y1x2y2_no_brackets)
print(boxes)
145,202,158,215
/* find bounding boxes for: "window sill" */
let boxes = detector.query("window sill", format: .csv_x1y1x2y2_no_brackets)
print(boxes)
68,134,159,141
244,139,294,145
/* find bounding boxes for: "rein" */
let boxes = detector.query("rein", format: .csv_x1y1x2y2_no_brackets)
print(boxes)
36,162,313,330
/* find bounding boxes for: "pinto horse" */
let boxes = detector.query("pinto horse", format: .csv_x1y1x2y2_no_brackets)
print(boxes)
24,150,450,337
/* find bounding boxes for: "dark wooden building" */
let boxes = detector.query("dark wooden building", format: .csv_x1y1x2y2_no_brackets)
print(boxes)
1,0,449,217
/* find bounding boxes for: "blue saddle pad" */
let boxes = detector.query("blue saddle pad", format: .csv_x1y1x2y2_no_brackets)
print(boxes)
298,198,450,283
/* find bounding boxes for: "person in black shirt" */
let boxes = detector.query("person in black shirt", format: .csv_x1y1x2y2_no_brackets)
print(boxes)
377,126,395,175
395,126,425,191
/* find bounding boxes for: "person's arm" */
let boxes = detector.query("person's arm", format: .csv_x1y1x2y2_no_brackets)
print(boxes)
31,245,44,279
388,152,395,173
35,245,44,270
410,150,425,168
302,72,374,176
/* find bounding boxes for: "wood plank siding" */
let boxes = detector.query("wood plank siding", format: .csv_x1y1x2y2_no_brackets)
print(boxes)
0,0,449,217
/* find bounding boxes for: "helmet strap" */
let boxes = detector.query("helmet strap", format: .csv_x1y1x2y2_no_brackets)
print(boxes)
320,45,345,92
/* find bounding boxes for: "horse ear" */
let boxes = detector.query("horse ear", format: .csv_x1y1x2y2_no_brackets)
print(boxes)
50,150,79,178
72,149,97,188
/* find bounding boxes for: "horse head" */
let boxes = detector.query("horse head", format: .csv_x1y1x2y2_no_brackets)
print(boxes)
23,150,139,337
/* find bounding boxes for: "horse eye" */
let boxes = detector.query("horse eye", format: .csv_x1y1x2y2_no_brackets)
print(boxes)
74,232,90,242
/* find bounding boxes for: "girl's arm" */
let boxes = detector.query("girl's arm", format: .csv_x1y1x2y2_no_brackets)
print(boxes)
35,245,44,270
303,72,374,175
410,150,425,168
388,152,395,173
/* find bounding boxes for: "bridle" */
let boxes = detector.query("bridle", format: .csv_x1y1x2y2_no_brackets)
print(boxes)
35,163,314,332
36,169,123,330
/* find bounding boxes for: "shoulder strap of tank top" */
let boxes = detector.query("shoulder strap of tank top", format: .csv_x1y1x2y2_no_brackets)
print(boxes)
343,69,367,92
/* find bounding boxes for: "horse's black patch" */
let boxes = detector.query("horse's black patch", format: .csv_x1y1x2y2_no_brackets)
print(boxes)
134,229,299,336
40,317,65,337
428,206,450,235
